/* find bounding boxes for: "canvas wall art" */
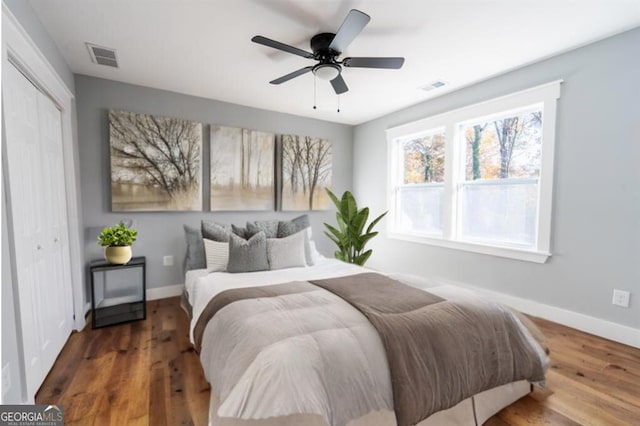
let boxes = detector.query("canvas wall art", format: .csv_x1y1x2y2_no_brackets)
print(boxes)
281,134,332,211
210,125,275,211
109,110,202,211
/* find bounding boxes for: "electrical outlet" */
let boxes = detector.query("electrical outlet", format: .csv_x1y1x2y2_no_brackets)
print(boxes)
162,255,174,267
612,289,630,308
2,364,10,397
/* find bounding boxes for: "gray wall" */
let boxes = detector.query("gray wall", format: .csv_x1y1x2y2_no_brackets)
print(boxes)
353,27,640,329
75,75,353,294
2,0,78,403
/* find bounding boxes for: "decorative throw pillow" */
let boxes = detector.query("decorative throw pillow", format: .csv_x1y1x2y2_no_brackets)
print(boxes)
246,220,279,238
203,238,229,272
277,214,310,236
201,221,231,242
227,232,269,273
277,214,313,266
231,224,249,239
266,230,307,270
183,225,206,270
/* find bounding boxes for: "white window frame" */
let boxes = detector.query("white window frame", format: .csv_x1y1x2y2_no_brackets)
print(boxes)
386,81,562,263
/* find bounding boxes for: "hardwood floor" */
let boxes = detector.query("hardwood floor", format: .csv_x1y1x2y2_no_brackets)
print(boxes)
36,297,640,425
36,297,210,425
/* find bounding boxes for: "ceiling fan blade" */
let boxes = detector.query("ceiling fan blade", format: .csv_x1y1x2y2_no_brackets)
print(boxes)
328,9,371,53
252,36,314,59
342,57,405,69
330,74,349,95
269,66,314,85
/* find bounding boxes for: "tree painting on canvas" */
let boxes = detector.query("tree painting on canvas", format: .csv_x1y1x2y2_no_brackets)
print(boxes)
210,125,275,211
109,110,202,211
281,134,332,211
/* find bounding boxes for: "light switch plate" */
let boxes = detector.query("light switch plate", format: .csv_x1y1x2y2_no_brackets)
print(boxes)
163,255,174,266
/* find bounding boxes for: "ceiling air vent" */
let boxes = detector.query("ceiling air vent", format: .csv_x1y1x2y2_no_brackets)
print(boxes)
86,43,119,68
420,80,447,92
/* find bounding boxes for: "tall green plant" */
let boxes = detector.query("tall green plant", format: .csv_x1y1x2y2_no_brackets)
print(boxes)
323,189,387,266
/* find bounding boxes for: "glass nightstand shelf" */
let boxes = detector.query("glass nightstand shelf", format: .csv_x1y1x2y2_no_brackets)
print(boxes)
89,256,146,328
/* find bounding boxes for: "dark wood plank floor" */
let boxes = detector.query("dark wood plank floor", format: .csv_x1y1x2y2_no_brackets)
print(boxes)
36,297,640,425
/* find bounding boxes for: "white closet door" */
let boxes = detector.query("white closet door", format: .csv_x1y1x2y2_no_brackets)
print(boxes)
36,76,74,372
3,62,74,397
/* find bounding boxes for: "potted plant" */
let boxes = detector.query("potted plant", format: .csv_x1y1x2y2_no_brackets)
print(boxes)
324,189,387,266
97,221,138,264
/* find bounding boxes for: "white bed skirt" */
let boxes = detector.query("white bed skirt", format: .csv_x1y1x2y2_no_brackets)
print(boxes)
208,380,531,426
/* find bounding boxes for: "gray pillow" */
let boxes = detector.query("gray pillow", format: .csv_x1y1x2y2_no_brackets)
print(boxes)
247,220,279,238
201,221,231,242
267,231,307,270
231,224,249,239
184,225,206,270
227,232,269,273
277,214,313,265
277,214,310,236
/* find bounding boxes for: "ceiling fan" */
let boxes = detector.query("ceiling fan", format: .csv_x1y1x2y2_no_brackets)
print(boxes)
251,9,405,95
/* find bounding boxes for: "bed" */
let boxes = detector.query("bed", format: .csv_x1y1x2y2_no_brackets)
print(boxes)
184,256,548,426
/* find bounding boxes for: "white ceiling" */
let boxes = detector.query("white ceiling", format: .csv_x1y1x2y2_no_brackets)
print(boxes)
28,0,640,125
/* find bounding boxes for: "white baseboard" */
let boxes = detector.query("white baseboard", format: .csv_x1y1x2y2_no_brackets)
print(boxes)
85,279,639,348
146,284,184,301
445,280,640,349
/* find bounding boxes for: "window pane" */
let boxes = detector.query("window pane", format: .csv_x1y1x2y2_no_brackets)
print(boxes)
460,181,538,247
402,131,445,184
462,108,542,181
398,185,443,235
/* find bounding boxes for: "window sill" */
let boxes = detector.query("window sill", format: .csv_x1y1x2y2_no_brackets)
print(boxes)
388,232,551,263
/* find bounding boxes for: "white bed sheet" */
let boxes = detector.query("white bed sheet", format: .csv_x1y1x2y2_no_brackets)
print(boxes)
185,268,209,305
188,257,366,342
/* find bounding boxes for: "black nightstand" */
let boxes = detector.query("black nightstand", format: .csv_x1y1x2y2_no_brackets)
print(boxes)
89,256,146,328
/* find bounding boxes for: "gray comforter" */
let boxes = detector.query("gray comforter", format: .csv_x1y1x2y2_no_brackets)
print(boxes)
311,273,547,426
195,273,548,426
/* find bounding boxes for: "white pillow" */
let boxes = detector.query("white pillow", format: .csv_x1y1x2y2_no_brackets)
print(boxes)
203,238,229,272
308,240,323,263
266,230,307,270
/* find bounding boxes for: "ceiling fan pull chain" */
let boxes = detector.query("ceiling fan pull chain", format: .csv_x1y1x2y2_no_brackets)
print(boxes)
313,75,317,110
337,95,340,113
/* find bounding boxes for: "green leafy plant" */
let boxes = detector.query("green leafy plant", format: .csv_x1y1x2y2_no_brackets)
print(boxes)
323,189,387,266
97,222,138,247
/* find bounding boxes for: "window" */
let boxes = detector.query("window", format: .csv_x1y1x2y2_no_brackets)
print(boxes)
387,81,561,262
396,128,446,236
458,105,542,247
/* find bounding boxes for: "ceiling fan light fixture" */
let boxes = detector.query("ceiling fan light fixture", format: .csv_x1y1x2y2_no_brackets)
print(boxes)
313,64,341,81
252,9,404,95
